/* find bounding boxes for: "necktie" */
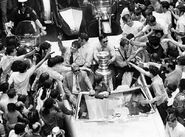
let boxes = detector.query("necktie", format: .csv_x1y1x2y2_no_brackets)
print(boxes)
76,75,81,91
124,50,127,60
70,52,73,65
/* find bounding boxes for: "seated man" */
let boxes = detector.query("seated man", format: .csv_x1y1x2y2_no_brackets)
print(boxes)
93,34,116,89
63,63,95,108
114,37,141,88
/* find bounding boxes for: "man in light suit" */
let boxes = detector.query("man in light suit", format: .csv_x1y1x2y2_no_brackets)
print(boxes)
63,63,95,107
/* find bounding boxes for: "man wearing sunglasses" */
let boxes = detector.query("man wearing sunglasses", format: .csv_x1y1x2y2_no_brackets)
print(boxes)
63,63,95,108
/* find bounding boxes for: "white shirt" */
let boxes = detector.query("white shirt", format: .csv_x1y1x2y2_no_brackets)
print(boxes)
8,66,36,95
78,42,94,67
36,64,64,81
151,75,168,105
8,130,19,137
121,21,143,37
142,21,168,35
176,15,185,41
120,7,130,28
168,88,180,106
166,122,185,137
0,94,17,113
0,55,24,83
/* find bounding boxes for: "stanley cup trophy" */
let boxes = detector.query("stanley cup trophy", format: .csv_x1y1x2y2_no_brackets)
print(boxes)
95,51,112,87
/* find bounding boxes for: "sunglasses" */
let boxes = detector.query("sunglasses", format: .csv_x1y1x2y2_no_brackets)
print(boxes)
73,69,80,73
102,40,108,44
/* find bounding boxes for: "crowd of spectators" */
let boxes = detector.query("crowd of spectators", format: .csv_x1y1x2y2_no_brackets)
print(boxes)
1,0,185,137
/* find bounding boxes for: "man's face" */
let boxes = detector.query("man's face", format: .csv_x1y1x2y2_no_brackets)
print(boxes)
70,44,78,53
126,18,133,27
20,2,26,12
120,40,129,51
149,21,156,26
100,37,108,48
168,121,176,128
78,37,84,46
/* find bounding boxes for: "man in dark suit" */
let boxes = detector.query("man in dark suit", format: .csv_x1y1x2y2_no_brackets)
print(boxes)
63,63,95,107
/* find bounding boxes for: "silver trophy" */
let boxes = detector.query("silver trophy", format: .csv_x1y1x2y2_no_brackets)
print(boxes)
95,51,112,82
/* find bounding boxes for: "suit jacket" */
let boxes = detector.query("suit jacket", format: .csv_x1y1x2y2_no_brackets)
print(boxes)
63,70,93,97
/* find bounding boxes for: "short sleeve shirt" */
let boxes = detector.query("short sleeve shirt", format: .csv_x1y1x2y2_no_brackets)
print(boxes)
8,65,36,95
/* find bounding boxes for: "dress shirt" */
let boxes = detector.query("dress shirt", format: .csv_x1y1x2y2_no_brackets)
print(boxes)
78,42,94,67
151,75,168,106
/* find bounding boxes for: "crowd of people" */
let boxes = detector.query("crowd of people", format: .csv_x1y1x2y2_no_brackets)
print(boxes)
1,0,185,137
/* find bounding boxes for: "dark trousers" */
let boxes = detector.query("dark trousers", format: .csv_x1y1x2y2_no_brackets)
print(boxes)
114,65,140,88
157,101,168,125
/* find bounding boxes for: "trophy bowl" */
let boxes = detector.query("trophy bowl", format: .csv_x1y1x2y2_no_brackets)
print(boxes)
96,51,111,76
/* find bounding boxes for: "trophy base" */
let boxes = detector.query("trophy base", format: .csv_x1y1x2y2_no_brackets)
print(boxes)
95,69,112,76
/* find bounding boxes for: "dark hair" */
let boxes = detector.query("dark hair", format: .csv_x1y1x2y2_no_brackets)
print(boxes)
0,42,4,51
14,123,25,135
39,72,49,83
18,95,27,103
5,47,15,55
149,65,159,76
7,103,16,112
11,60,23,72
161,1,170,9
167,61,176,71
166,113,177,122
177,5,185,13
98,33,107,41
17,61,28,73
79,33,89,41
179,79,185,92
6,36,19,48
40,41,51,50
50,89,59,99
16,47,27,56
16,101,24,112
167,83,177,93
7,88,16,98
120,38,129,48
126,33,134,40
177,56,185,65
28,109,40,125
134,7,142,16
0,82,9,93
146,15,156,24
40,79,53,100
42,98,55,115
148,36,160,46
71,40,81,49
122,14,131,22
48,56,64,67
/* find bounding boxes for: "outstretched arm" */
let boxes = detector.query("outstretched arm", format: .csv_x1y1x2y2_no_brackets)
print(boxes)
35,49,54,70
162,38,185,49
128,62,152,78
127,47,145,62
